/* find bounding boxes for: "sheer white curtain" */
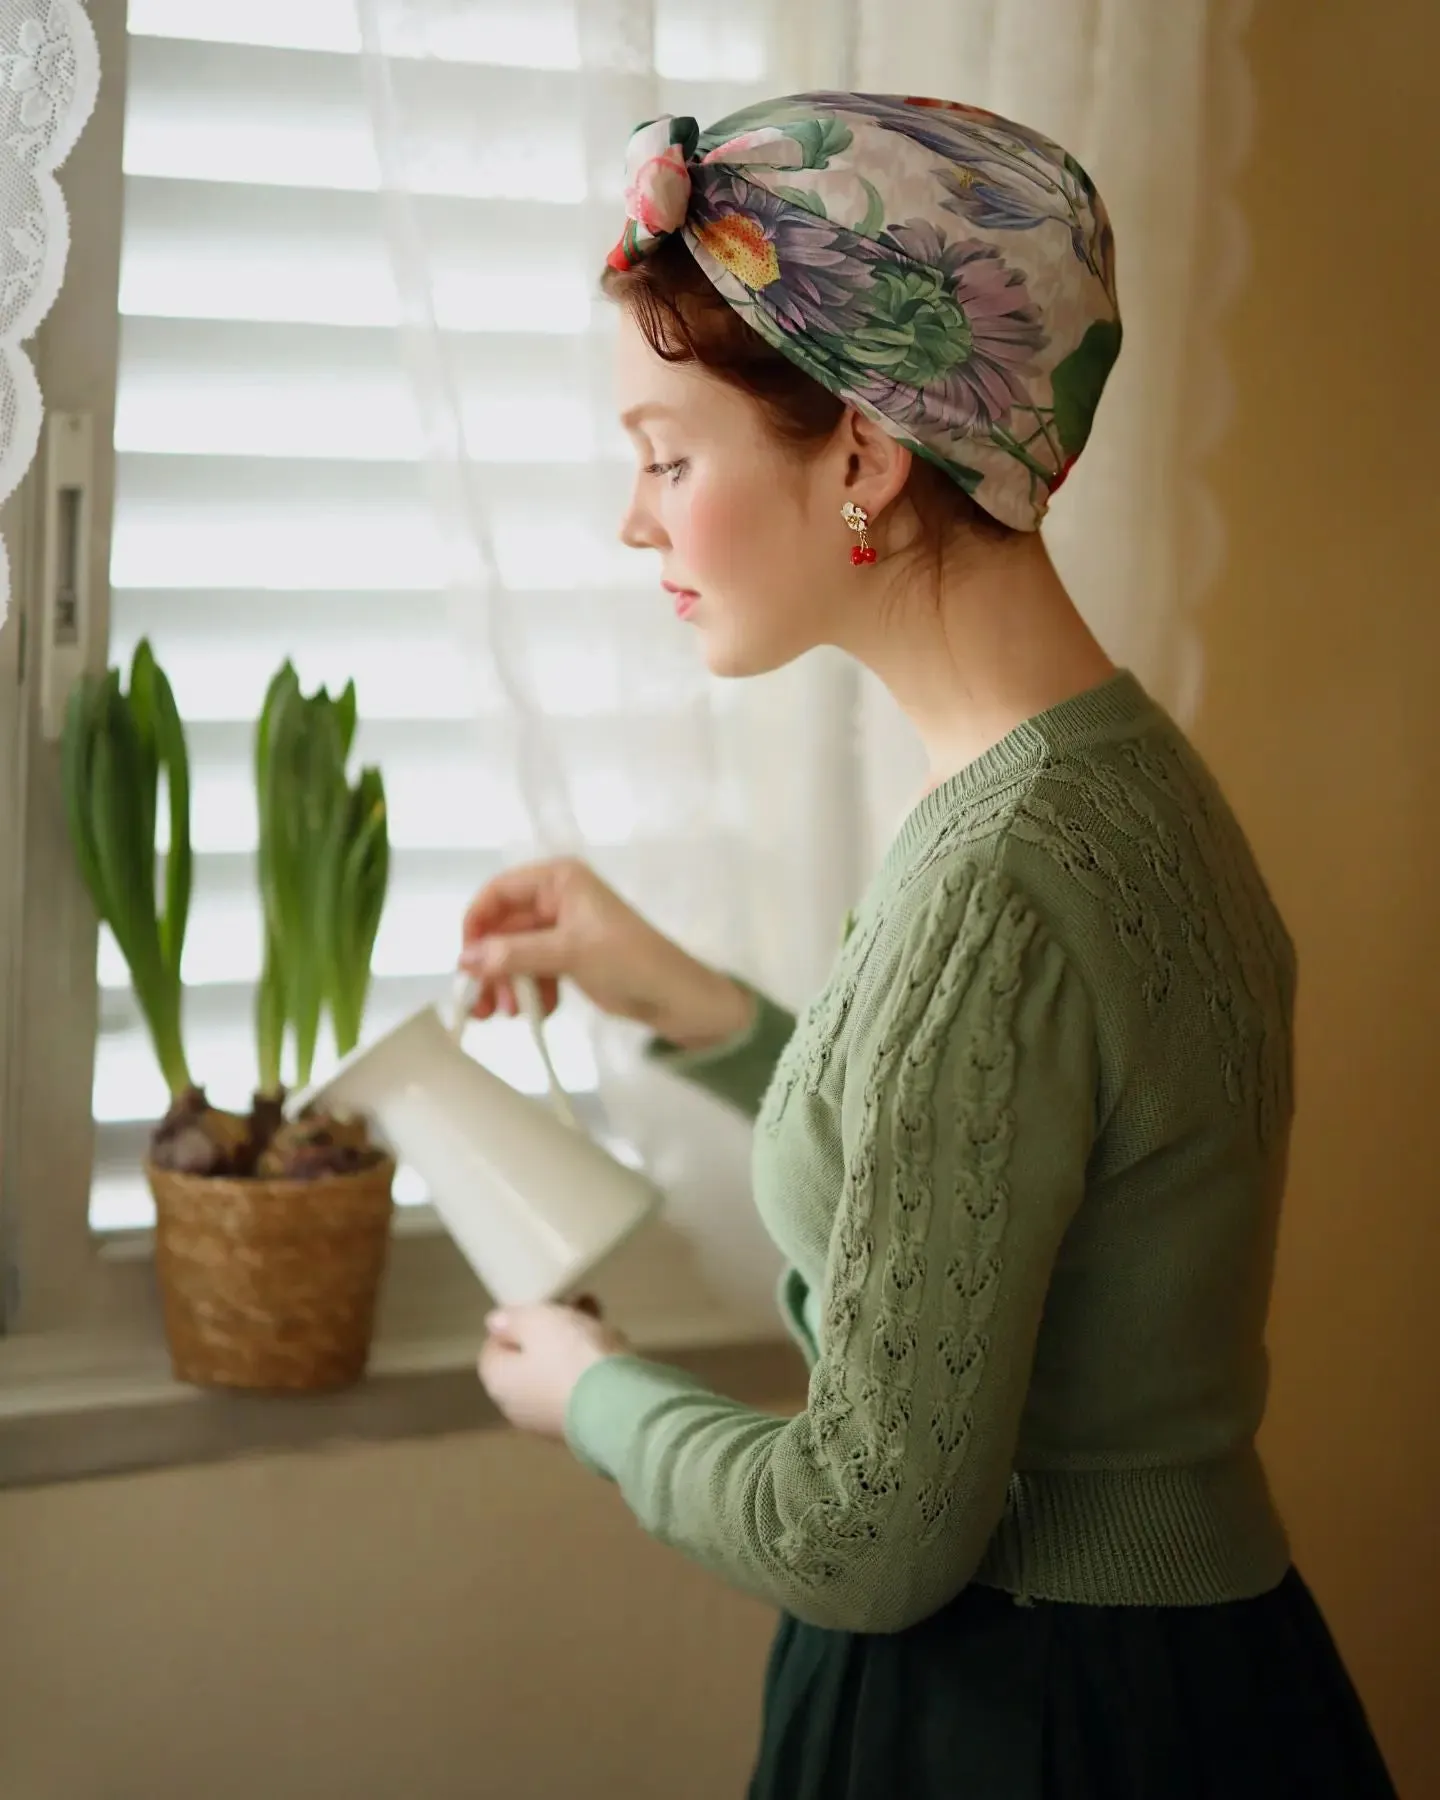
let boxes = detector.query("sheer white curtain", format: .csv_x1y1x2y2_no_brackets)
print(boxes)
854,0,1256,854
353,0,856,1328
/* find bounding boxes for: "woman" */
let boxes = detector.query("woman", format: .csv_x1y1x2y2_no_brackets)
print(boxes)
461,96,1395,1797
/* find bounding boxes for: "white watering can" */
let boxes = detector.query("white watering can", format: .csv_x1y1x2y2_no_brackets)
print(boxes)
286,974,663,1306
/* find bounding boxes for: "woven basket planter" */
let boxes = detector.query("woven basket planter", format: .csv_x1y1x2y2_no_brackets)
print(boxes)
147,1155,396,1392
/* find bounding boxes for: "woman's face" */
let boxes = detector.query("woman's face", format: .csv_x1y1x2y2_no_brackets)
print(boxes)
614,308,853,678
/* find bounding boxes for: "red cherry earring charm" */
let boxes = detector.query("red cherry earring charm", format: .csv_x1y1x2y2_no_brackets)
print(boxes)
842,500,877,565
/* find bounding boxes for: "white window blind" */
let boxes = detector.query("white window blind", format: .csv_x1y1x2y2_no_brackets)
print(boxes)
93,0,789,1230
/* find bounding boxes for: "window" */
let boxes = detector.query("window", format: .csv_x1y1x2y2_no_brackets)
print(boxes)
0,0,848,1383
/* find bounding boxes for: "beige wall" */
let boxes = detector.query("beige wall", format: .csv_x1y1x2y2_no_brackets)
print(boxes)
0,1427,779,1800
1196,3,1439,1794
3,6,1438,1799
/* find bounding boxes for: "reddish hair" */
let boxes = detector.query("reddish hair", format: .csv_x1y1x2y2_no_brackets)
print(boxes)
600,236,1017,550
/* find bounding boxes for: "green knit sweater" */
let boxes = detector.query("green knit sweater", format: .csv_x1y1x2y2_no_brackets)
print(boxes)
566,673,1296,1632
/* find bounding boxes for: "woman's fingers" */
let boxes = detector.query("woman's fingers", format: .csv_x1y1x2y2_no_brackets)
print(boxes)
461,891,554,1020
482,1309,523,1350
461,862,565,943
462,871,537,941
462,927,572,982
462,902,547,956
464,973,559,1021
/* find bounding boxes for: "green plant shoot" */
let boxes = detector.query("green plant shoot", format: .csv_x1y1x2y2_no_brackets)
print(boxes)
61,643,194,1098
255,664,388,1091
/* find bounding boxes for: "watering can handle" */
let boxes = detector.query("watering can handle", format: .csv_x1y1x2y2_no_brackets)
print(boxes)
445,970,581,1131
447,970,482,1044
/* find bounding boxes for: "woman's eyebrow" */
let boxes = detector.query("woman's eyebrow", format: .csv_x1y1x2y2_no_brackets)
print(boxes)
620,402,676,429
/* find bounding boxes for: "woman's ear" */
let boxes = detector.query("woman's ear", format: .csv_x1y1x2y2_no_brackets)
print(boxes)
840,406,912,517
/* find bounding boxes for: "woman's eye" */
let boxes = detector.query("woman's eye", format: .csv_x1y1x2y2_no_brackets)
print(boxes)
645,459,689,486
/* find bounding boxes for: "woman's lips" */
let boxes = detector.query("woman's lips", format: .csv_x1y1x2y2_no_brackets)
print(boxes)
662,580,699,620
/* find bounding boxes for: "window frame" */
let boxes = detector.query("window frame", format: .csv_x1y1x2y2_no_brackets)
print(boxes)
0,0,128,1351
0,3,804,1481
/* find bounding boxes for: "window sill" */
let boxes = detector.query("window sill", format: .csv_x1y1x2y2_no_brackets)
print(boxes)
0,1321,803,1491
1,1212,804,1489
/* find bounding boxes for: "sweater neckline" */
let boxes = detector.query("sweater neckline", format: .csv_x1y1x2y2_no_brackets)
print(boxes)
881,670,1157,880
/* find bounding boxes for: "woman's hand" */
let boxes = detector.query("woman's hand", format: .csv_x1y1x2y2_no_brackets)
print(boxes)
459,855,754,1049
478,1302,632,1439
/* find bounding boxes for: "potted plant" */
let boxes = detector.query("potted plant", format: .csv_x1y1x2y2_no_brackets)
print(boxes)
62,643,396,1391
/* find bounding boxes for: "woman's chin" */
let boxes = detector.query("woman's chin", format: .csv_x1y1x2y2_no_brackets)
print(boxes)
699,624,799,681
700,640,747,679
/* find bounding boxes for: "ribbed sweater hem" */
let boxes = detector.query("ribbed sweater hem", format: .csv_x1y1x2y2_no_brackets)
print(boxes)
973,1451,1291,1606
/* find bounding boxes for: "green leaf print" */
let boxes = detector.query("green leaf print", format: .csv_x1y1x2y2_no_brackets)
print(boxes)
1063,151,1097,198
951,461,984,495
857,175,885,237
697,97,808,150
774,183,830,220
786,116,854,169
1050,319,1123,456
853,261,972,386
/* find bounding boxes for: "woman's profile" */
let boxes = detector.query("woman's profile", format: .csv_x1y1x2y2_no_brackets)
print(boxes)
462,93,1396,1798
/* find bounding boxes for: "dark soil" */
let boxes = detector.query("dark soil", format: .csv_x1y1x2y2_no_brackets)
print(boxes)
149,1086,383,1180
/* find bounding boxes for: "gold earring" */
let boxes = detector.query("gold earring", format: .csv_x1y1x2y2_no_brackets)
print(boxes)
842,501,876,565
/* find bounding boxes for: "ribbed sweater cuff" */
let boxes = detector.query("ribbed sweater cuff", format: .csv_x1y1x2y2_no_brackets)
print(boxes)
643,981,796,1118
564,1354,708,1482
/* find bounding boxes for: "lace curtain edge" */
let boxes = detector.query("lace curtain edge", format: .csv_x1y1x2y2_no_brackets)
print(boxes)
0,0,101,634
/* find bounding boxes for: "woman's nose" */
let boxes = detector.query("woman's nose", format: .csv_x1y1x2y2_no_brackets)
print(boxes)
619,483,666,552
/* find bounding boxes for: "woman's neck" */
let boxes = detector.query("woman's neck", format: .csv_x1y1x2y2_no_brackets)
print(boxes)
837,531,1115,788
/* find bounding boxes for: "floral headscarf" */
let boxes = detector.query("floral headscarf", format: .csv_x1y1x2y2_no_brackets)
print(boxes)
607,93,1122,532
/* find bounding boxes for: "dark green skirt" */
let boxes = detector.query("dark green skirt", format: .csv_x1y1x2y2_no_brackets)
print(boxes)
749,1570,1395,1800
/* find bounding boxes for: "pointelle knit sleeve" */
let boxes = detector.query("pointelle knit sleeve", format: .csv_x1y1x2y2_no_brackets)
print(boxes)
566,867,1097,1634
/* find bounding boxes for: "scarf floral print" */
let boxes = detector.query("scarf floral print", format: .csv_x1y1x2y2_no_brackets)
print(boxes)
608,93,1122,532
